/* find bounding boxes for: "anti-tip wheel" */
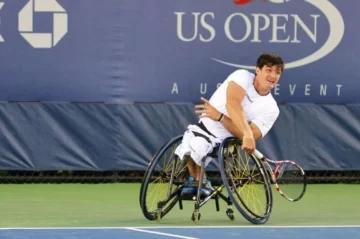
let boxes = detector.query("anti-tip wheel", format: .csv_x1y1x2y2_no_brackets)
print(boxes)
155,210,162,222
226,208,235,221
191,212,201,224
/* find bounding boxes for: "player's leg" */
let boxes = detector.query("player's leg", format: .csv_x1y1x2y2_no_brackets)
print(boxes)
185,155,197,178
194,159,213,196
177,155,197,196
174,129,199,195
184,153,208,182
175,127,218,197
182,155,213,197
184,156,212,196
181,154,213,197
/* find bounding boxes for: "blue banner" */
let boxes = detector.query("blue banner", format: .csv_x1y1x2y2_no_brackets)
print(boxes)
2,103,360,171
0,0,358,103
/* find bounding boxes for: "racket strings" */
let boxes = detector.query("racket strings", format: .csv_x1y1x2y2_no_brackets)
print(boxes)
276,163,303,183
275,162,305,201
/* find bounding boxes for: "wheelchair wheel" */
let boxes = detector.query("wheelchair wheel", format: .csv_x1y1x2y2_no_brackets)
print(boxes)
139,135,187,221
218,138,273,224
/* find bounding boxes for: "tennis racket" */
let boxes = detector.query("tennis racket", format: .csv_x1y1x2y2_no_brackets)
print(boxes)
253,149,307,202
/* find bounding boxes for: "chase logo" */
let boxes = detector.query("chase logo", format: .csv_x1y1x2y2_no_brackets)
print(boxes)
18,0,68,48
213,0,345,69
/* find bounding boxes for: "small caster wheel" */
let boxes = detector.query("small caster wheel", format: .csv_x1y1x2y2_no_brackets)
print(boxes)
191,212,201,223
226,208,235,221
155,210,162,222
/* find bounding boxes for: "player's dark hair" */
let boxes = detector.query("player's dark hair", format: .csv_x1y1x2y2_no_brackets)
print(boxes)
256,52,285,72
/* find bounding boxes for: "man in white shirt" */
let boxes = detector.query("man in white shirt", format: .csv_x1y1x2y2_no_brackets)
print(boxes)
174,52,284,197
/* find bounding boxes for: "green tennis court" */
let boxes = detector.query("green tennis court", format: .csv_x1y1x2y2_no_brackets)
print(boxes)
1,183,359,228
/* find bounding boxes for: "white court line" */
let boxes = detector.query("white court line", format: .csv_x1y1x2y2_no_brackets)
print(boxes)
125,227,199,239
0,225,360,230
136,225,360,229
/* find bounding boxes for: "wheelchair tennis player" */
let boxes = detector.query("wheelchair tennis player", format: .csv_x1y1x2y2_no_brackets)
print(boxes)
174,52,285,198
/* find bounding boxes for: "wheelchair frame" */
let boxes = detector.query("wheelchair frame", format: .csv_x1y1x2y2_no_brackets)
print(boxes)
139,135,273,225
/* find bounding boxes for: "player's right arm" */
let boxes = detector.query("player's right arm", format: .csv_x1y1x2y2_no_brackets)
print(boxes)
226,81,255,153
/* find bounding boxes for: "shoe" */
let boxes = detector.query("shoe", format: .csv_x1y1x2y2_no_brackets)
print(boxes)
181,176,197,196
200,178,213,197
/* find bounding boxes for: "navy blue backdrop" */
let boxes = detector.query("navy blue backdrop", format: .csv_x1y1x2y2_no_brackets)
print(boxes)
0,0,359,171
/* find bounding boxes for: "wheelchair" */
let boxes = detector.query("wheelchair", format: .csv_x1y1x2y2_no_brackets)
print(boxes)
139,135,273,225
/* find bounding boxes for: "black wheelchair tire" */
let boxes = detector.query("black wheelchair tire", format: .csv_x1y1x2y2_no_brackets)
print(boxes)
218,137,273,225
139,135,184,221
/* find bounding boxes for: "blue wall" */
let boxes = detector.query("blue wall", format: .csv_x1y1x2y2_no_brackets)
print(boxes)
0,0,359,171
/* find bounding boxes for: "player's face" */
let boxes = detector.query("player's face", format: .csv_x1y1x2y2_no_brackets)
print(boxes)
256,65,282,91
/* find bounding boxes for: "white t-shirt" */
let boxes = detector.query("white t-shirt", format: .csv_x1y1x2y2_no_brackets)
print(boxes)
200,69,279,140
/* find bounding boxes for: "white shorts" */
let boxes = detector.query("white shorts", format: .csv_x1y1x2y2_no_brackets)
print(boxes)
174,123,222,167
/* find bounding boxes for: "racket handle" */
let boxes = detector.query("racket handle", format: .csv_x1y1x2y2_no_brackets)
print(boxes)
253,149,264,159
